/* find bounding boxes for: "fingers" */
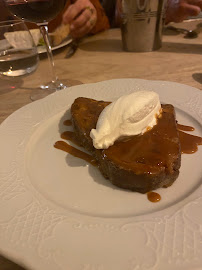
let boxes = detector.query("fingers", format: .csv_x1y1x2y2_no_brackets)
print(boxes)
166,0,202,23
63,0,95,24
70,17,96,38
187,4,201,16
63,4,79,24
187,0,202,9
70,8,93,30
62,0,97,38
70,9,97,38
177,2,201,21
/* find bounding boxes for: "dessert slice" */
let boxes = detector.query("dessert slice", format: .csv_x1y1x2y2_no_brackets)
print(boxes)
71,97,181,193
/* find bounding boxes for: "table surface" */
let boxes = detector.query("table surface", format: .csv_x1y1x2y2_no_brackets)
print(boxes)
0,20,202,269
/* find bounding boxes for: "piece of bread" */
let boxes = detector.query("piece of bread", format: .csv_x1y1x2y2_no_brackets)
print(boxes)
71,97,181,193
51,23,70,46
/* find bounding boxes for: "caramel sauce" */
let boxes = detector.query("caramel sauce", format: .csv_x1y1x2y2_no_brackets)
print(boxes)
177,123,195,132
55,105,202,204
103,105,180,175
61,131,81,147
147,192,161,202
179,130,202,154
54,140,97,167
176,123,202,154
63,119,72,126
55,129,98,166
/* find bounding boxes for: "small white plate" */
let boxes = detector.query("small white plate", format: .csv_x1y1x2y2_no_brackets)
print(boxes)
0,79,201,270
37,36,72,54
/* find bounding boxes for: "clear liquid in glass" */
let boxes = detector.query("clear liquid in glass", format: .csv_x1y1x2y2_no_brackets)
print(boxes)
0,48,39,76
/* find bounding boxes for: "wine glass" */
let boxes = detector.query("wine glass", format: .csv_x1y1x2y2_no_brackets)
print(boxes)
3,0,69,100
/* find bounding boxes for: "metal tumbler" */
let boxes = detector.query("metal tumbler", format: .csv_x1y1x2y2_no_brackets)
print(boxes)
120,0,166,52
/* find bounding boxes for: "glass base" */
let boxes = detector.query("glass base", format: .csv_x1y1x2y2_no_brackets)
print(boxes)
40,80,67,91
30,79,82,101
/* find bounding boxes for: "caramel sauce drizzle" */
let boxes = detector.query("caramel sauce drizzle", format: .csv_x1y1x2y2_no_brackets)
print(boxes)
61,131,81,147
177,123,202,154
147,192,161,203
54,124,97,166
178,130,202,154
54,140,97,167
177,123,195,132
54,120,202,203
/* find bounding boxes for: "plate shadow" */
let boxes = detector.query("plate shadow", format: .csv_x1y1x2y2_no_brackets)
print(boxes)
80,39,122,52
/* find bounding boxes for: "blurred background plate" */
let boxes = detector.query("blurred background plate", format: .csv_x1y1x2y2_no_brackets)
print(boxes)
37,36,72,54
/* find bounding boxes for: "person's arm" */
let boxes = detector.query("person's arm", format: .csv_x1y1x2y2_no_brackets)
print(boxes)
49,0,109,37
114,0,202,27
61,0,109,38
165,0,202,24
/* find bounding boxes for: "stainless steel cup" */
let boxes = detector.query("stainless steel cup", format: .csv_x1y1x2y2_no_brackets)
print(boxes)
120,0,166,52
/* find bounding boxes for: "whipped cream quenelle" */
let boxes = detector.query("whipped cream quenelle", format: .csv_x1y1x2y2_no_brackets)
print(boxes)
90,91,161,149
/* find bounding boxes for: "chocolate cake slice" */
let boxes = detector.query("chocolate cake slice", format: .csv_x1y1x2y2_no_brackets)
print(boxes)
71,97,181,193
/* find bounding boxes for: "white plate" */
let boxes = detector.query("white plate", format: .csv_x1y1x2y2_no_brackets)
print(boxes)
0,79,202,270
0,37,72,54
37,37,72,54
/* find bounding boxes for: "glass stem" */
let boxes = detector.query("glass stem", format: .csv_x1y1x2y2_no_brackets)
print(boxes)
38,24,58,84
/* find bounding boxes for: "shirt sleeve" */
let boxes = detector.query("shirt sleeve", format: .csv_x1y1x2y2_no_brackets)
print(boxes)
89,0,110,34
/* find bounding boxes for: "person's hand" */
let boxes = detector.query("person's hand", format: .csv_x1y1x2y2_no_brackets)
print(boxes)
62,0,97,38
166,0,202,24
